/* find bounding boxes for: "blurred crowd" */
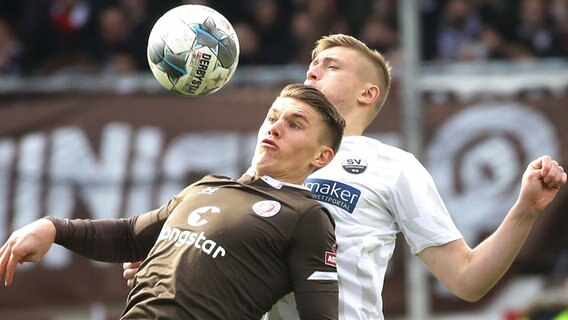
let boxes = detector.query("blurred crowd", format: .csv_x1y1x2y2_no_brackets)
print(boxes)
0,0,567,75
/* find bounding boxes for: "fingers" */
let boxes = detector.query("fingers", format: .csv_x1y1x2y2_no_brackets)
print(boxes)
530,156,566,189
123,265,138,280
554,165,567,189
123,260,142,270
123,260,142,288
4,252,20,287
0,239,20,287
0,241,11,285
541,159,566,189
123,261,142,279
530,155,547,171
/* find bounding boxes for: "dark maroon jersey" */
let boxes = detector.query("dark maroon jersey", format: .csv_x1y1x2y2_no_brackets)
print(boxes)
49,174,338,319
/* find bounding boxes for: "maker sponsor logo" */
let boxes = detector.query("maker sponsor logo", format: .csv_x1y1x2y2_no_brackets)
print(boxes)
303,178,361,214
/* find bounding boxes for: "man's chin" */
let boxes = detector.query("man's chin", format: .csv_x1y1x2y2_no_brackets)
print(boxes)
253,158,274,176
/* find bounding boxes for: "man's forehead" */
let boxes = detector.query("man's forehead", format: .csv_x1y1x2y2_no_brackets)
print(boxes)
270,97,316,117
314,46,355,61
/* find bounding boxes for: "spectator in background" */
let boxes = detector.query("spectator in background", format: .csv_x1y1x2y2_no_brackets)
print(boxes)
335,0,371,36
420,0,444,61
96,6,138,74
478,25,511,60
289,10,319,65
118,0,155,69
359,18,398,59
21,0,99,74
246,0,295,65
514,0,564,58
548,0,568,56
436,0,485,61
0,19,24,74
474,0,517,37
289,0,356,65
233,22,261,65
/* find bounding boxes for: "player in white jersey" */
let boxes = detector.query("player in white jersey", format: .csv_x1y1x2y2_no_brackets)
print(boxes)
302,137,463,318
267,34,565,319
125,34,567,319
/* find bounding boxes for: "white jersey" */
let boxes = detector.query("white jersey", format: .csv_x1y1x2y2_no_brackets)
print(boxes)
265,136,463,320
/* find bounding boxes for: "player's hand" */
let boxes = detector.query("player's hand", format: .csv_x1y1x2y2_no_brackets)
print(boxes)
517,155,567,216
123,260,142,288
0,218,56,286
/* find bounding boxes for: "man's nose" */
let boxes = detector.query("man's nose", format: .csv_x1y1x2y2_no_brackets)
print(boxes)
267,120,283,137
306,66,318,81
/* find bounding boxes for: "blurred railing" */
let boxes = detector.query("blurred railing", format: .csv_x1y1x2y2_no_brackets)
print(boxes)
1,59,567,98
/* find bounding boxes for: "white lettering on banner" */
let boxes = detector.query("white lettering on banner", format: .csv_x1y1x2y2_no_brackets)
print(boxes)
46,124,130,221
427,103,559,245
124,127,163,217
14,134,45,229
13,134,65,270
158,132,243,205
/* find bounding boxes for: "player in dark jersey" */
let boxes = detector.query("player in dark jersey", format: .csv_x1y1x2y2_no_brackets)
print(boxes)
0,83,346,320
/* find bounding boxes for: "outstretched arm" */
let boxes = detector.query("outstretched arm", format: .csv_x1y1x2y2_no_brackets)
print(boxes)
0,209,166,287
419,155,566,302
0,188,188,287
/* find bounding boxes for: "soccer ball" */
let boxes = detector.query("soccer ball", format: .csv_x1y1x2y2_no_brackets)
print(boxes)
147,5,240,97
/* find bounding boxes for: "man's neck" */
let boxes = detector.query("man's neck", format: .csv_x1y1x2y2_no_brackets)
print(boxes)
343,126,365,136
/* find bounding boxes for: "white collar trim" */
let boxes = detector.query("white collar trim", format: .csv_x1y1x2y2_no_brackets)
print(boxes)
244,167,309,191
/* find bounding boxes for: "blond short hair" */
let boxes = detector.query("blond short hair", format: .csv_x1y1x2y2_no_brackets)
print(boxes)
312,34,392,112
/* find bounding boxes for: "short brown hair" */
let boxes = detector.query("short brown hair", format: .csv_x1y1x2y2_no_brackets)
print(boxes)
279,83,345,154
312,34,392,112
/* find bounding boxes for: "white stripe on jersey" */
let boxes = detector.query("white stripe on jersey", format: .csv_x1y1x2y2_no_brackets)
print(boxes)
307,271,338,281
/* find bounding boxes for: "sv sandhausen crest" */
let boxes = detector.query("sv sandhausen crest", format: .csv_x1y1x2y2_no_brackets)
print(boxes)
342,158,367,174
252,200,281,217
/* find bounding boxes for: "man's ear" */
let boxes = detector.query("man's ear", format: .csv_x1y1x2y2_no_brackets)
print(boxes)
311,147,335,170
357,83,380,106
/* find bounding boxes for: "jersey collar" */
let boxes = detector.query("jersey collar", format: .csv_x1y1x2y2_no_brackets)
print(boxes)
243,167,310,191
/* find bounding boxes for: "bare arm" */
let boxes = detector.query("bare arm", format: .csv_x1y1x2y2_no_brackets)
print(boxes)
418,155,566,302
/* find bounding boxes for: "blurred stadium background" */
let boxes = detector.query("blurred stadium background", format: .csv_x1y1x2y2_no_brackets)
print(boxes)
0,0,567,319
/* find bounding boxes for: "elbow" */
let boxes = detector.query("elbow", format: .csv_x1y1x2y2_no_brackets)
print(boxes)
446,274,493,302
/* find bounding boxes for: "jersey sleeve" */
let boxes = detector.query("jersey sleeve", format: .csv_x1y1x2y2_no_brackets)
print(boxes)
288,206,338,319
46,186,190,262
391,154,463,254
